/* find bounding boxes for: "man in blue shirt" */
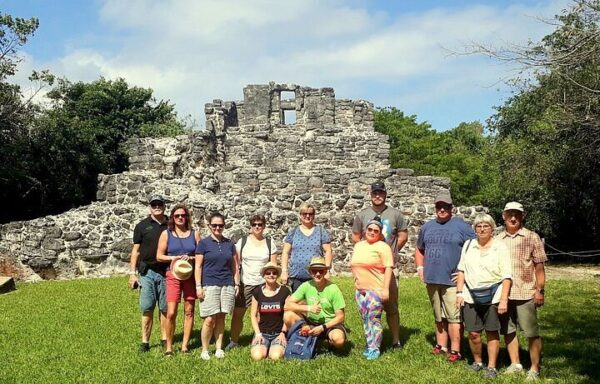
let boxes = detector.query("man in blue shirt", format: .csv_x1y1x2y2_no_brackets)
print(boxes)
416,192,475,362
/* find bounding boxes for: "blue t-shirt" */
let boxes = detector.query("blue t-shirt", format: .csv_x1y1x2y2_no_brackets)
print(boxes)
416,217,475,286
195,236,236,287
284,225,331,280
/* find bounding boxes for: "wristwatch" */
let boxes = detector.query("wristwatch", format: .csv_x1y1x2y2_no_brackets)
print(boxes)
537,288,545,295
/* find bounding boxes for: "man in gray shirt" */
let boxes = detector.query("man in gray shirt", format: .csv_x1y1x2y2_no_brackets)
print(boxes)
352,181,408,349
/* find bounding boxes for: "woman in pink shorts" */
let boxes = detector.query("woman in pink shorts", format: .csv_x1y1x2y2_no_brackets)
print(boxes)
157,203,201,356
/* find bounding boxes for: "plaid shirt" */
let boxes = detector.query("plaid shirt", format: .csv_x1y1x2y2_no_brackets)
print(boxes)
497,227,547,300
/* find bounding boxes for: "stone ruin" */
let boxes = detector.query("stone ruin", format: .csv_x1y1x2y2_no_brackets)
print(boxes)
0,83,484,281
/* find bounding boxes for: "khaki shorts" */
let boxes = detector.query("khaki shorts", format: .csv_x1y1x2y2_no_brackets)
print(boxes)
500,299,540,338
382,275,399,316
235,283,260,308
426,284,461,323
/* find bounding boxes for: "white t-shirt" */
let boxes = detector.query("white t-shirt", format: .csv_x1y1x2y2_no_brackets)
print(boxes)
235,236,277,286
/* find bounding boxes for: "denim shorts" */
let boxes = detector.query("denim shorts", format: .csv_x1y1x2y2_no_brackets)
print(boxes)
251,333,285,348
139,269,167,313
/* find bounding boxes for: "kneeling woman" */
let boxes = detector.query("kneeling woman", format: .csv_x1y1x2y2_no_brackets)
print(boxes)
351,219,393,360
250,262,290,361
456,213,512,379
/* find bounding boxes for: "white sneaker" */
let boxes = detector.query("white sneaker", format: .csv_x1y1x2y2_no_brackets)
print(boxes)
215,349,225,358
200,350,210,361
526,369,540,381
504,363,524,374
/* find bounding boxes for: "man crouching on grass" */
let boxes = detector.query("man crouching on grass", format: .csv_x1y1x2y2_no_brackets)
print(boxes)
283,256,347,351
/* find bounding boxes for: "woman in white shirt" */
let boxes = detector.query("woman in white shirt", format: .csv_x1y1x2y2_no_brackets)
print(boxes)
456,213,512,379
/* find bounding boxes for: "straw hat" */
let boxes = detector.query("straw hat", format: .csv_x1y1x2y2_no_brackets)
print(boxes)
260,261,282,276
172,259,193,280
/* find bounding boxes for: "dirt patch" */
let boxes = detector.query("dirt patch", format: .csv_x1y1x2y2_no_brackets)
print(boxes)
546,265,600,281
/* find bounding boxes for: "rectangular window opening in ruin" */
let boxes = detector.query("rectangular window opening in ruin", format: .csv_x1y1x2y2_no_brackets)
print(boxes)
281,91,295,101
283,110,296,125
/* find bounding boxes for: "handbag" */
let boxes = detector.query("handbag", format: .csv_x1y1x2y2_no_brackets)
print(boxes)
467,282,501,305
284,320,318,360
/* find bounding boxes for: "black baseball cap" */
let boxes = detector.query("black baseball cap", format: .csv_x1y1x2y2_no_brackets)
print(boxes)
370,181,386,193
149,195,165,205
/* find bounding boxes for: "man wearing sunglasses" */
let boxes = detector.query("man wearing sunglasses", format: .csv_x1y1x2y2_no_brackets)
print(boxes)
352,181,407,349
128,195,169,353
416,192,475,362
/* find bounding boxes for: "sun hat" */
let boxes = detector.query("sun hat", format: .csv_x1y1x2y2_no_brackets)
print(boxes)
307,256,329,270
503,202,524,212
260,261,282,276
172,259,193,280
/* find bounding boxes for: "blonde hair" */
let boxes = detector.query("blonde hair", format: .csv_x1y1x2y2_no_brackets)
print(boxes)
472,213,496,230
298,202,316,214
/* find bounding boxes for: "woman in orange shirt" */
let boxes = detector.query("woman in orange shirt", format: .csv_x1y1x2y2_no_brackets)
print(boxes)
351,219,393,360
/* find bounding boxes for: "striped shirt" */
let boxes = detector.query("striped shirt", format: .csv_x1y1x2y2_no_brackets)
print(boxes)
497,227,547,300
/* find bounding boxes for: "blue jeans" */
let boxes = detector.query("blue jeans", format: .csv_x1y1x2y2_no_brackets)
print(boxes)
139,269,167,313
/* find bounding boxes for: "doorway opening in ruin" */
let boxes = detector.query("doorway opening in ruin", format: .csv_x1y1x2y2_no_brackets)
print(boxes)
281,91,295,101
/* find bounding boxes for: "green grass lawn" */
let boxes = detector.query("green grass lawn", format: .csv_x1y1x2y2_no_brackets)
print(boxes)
1,276,598,384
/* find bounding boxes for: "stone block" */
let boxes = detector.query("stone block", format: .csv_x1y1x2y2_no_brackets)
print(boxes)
0,276,16,294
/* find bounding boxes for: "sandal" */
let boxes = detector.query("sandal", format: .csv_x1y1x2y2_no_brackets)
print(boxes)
164,351,174,357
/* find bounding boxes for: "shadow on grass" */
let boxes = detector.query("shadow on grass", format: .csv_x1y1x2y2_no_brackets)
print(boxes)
380,325,419,352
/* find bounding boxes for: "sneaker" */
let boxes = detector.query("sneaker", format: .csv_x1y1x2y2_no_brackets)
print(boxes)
200,350,211,361
224,341,239,351
391,341,403,350
215,349,225,358
526,369,540,381
470,362,485,372
362,348,370,357
432,344,446,355
504,363,524,374
483,367,498,379
365,349,381,360
447,350,462,362
139,343,150,353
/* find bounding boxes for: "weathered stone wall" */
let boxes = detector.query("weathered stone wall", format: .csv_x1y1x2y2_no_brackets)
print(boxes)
0,83,485,281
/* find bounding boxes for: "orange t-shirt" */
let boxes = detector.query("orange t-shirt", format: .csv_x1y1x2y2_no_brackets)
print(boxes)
351,240,393,291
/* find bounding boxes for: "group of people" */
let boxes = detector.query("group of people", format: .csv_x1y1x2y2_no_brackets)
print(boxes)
128,182,546,380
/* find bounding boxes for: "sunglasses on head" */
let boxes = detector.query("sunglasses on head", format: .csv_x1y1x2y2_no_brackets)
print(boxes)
210,223,224,229
174,213,188,219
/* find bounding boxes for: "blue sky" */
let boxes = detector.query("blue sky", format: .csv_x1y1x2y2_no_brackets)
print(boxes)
3,0,570,130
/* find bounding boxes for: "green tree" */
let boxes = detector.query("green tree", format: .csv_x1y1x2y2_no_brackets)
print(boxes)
374,107,495,206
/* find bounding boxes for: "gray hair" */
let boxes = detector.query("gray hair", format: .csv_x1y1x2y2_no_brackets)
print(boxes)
472,213,496,230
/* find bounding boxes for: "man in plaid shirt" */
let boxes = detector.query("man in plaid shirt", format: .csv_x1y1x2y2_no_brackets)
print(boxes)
498,202,547,381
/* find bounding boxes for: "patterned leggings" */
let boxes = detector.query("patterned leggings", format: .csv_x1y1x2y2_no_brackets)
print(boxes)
355,290,383,351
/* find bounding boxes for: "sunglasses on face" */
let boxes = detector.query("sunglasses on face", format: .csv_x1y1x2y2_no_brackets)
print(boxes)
210,224,224,229
174,214,188,219
310,268,327,275
150,203,164,208
263,270,278,276
366,227,381,234
300,212,315,217
435,204,452,211
251,222,265,228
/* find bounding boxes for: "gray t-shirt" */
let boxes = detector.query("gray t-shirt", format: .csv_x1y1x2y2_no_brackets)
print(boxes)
416,217,476,286
352,205,408,255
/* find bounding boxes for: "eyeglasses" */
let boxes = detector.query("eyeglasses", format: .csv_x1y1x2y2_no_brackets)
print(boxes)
435,203,452,211
366,227,381,234
300,212,315,217
174,214,188,219
475,224,492,230
251,222,265,228
210,224,224,229
310,268,326,275
150,203,164,208
263,270,278,276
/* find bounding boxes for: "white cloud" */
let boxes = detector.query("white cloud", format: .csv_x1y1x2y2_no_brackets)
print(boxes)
24,0,573,128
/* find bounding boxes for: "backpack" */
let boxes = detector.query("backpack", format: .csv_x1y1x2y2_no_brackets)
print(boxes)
284,319,318,360
240,235,272,260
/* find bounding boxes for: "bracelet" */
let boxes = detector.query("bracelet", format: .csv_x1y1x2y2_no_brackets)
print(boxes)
416,266,424,271
457,292,464,297
196,284,203,289
282,268,288,272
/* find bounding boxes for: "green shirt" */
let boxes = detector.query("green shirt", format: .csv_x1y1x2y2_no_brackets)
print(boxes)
292,280,346,324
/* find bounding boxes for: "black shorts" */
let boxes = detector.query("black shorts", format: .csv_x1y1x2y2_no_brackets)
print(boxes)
462,302,501,333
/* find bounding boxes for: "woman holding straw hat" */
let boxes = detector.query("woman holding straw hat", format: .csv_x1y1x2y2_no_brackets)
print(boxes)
157,203,201,356
249,262,290,361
